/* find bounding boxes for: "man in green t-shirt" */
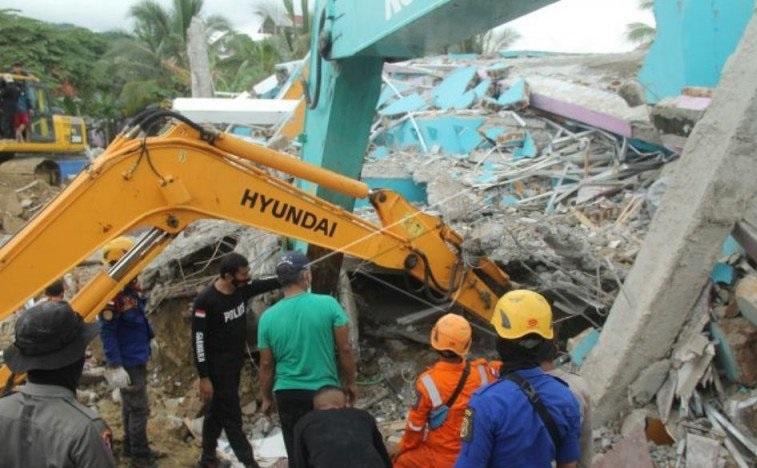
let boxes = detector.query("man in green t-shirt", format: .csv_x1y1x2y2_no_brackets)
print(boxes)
258,250,357,462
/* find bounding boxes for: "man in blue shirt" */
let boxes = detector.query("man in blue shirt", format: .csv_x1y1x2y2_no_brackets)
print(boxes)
455,290,581,468
99,237,162,467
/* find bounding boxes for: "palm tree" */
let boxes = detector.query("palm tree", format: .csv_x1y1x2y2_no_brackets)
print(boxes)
626,0,656,46
212,32,281,93
96,0,234,115
253,0,311,59
129,0,232,71
451,27,521,55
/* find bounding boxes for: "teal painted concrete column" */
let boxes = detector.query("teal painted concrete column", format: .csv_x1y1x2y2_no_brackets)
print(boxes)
299,56,383,209
639,0,755,103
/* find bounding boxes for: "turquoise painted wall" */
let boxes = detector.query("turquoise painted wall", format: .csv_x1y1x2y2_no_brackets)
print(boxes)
639,0,755,103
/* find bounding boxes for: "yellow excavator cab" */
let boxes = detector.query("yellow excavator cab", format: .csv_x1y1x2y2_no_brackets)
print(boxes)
0,73,88,184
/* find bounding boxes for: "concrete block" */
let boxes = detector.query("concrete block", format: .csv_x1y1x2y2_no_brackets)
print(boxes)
629,359,671,406
734,275,757,326
711,317,757,386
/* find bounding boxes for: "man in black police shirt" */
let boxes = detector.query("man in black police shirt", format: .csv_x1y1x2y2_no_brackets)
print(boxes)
192,253,280,468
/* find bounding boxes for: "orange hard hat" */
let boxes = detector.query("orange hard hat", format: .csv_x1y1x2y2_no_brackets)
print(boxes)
430,313,472,357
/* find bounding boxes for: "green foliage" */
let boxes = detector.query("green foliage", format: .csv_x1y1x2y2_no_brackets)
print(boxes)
253,0,311,59
450,28,521,55
0,10,119,118
626,22,656,45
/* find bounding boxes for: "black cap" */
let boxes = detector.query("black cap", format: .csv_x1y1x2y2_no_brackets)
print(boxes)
275,250,310,284
3,301,99,373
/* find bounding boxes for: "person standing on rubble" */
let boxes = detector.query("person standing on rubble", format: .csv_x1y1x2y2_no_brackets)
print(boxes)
393,313,493,468
98,237,163,467
192,252,281,468
455,290,581,468
0,301,116,467
257,250,357,464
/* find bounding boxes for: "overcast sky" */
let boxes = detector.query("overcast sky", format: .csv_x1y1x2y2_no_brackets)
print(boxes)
0,0,654,53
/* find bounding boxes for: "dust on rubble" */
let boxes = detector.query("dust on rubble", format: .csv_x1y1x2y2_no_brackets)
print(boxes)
0,171,60,236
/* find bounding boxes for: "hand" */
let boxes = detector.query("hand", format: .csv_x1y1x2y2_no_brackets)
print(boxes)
104,366,131,389
345,383,358,406
259,396,274,416
199,378,213,403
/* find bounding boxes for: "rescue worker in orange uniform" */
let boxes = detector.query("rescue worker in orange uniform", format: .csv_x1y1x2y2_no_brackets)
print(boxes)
393,313,493,468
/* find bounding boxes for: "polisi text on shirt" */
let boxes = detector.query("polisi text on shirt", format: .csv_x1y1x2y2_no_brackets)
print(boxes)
240,189,338,238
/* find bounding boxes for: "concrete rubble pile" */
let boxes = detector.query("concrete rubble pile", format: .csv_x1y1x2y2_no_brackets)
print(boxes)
0,170,60,241
361,52,678,325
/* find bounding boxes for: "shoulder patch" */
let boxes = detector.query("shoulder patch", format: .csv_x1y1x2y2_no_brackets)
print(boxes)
194,308,206,319
460,407,475,442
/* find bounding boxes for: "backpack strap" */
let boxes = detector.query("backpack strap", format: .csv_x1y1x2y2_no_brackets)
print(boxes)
502,371,562,449
445,361,471,408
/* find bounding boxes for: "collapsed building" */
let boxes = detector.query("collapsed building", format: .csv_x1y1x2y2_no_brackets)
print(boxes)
2,8,757,468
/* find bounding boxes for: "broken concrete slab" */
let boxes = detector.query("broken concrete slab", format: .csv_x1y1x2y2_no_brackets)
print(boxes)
711,317,757,386
651,95,712,138
513,131,537,159
497,78,529,109
567,328,599,367
629,359,671,406
378,93,428,116
593,425,654,468
583,15,757,424
379,116,485,155
734,275,757,326
432,66,477,110
686,433,722,467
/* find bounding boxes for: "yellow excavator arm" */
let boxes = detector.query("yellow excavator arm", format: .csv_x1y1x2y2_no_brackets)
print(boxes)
0,109,510,386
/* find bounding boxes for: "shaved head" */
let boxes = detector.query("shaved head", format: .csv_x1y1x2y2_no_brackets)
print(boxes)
313,386,347,410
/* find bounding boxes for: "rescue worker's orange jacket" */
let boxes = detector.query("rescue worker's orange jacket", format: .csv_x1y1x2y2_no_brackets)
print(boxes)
394,358,493,468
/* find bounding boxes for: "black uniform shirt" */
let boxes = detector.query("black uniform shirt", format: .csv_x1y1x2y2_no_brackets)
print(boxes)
192,277,279,377
293,408,391,468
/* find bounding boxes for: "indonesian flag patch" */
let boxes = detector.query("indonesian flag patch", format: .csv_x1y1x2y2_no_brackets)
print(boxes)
194,308,206,318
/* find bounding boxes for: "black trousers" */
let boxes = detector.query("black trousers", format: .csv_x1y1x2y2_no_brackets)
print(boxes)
275,389,316,466
201,363,254,465
122,364,150,457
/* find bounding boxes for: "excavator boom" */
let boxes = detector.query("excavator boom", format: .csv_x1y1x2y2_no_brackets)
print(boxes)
0,110,510,387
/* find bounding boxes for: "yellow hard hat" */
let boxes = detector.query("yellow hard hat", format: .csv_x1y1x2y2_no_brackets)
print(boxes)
102,237,134,265
431,313,472,357
491,290,554,340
